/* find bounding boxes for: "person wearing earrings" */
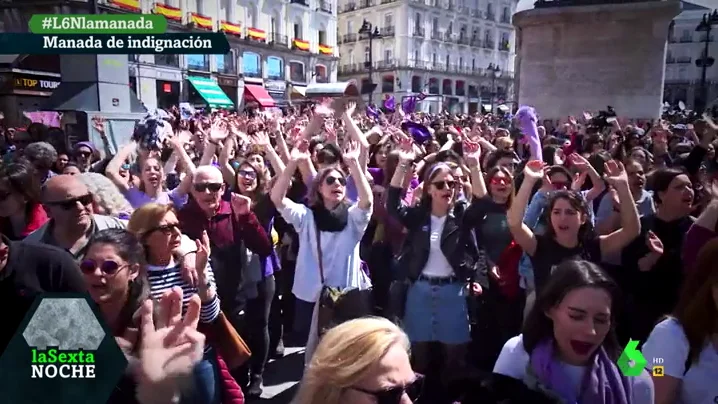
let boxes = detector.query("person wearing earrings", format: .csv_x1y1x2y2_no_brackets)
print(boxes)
386,137,484,401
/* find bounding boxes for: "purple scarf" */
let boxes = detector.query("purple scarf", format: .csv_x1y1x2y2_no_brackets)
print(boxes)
530,339,632,404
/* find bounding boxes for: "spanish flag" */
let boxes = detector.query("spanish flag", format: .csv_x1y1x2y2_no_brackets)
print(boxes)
247,27,266,40
190,13,213,29
109,0,140,12
154,2,182,21
293,38,309,51
318,44,333,55
220,21,241,36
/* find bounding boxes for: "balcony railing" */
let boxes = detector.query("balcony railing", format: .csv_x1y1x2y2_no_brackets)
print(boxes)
457,36,470,45
431,30,441,40
271,33,288,46
244,69,263,78
341,2,356,12
290,0,309,6
381,26,395,36
666,57,676,64
458,5,469,14
483,40,494,49
358,0,374,9
444,32,454,42
319,0,333,13
342,33,358,43
413,27,425,37
375,59,396,69
470,37,482,47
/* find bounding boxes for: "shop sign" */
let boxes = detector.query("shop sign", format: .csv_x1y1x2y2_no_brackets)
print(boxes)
217,76,238,87
265,80,286,94
13,74,61,92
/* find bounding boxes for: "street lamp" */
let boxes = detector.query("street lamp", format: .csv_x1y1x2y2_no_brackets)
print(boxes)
695,10,718,114
359,20,381,105
486,63,501,113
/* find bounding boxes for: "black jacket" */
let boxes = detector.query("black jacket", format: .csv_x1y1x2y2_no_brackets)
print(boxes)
385,186,487,285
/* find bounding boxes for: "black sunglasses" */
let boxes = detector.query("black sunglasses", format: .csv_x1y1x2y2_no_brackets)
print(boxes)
193,182,223,193
325,175,347,186
352,374,424,404
148,223,180,235
432,180,457,190
238,169,257,180
46,194,93,210
79,259,126,275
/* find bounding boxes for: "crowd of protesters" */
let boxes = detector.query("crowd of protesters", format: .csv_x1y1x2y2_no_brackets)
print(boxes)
0,100,717,404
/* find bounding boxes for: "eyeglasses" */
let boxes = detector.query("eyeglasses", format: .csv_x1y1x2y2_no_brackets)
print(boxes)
432,180,457,190
148,223,180,235
79,259,127,275
46,194,93,210
193,182,223,193
325,176,347,186
490,177,511,186
238,169,257,180
351,373,424,404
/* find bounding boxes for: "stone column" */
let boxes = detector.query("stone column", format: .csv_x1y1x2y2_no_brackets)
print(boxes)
513,1,680,120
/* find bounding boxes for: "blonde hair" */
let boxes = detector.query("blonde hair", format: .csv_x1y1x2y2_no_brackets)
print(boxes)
78,172,133,217
293,317,410,404
126,202,174,237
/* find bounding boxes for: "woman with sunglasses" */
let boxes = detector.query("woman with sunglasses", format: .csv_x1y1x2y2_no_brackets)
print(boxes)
461,141,525,371
508,160,640,304
270,139,373,362
106,137,195,209
127,203,223,404
386,138,483,401
80,228,149,403
294,317,421,404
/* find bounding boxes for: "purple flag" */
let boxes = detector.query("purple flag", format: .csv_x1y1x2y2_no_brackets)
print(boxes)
383,95,396,113
402,96,417,114
366,104,380,119
401,121,431,144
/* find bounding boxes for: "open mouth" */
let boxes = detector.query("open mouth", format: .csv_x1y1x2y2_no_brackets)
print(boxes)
569,340,595,356
558,225,570,231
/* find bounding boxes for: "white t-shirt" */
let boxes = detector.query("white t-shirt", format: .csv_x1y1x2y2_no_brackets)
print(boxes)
421,215,455,277
279,201,372,302
643,318,718,404
494,335,654,404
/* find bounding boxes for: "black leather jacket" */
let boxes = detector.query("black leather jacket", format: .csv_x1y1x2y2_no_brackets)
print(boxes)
386,186,487,287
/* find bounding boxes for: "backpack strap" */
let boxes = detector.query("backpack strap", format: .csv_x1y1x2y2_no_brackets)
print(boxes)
314,220,325,285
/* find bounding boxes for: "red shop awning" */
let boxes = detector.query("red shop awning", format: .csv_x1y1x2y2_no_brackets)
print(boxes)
244,84,275,108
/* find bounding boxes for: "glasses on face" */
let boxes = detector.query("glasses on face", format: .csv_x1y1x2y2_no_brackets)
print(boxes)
193,182,223,193
79,259,126,275
148,223,180,235
325,175,347,186
352,373,424,404
46,194,93,210
432,180,457,190
490,177,510,186
238,169,257,180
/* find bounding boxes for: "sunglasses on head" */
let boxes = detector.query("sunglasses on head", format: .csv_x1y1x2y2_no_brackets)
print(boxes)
238,169,257,180
432,180,457,190
148,223,179,235
193,182,223,193
79,259,126,275
490,177,510,186
351,373,424,404
46,194,93,210
325,175,346,186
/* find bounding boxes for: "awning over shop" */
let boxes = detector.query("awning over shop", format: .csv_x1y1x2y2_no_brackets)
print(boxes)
268,91,288,107
290,85,306,98
187,76,234,108
244,84,275,108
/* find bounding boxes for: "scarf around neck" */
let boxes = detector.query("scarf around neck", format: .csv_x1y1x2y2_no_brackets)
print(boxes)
528,339,632,404
311,202,349,232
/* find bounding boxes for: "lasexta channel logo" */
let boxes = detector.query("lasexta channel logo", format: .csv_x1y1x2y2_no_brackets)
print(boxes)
617,339,647,376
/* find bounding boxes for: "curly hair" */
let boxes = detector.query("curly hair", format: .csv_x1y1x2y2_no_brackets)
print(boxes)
78,172,133,217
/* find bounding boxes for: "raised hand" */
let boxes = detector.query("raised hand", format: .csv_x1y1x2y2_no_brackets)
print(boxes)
91,116,106,135
314,99,334,117
252,131,271,149
194,230,211,275
289,139,311,162
230,193,252,215
137,287,205,386
462,140,481,168
524,160,545,181
345,101,357,117
343,140,360,163
603,160,628,187
398,137,415,162
569,153,590,172
209,120,229,142
645,231,664,256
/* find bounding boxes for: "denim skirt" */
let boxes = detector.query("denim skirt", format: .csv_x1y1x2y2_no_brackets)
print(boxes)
403,279,471,344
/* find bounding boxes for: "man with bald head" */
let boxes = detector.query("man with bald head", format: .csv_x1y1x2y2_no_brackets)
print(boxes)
24,174,125,260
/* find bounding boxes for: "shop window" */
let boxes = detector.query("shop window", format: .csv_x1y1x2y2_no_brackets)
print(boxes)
187,55,209,71
243,52,261,78
216,51,236,75
290,61,305,83
411,76,422,92
381,75,394,93
267,56,284,80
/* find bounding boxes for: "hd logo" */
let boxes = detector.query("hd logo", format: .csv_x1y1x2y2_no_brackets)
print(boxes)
0,294,128,404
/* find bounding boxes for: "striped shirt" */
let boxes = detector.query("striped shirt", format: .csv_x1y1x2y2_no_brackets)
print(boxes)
146,260,221,324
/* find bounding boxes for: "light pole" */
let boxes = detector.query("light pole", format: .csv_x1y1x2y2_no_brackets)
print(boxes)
695,10,718,113
359,20,381,105
487,63,501,113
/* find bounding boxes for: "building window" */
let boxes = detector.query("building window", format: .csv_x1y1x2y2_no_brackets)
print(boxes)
432,17,438,34
432,53,437,65
442,79,452,95
267,56,284,80
197,0,205,14
243,51,261,78
445,54,450,67
411,76,422,92
428,78,439,94
456,80,465,96
270,16,278,34
468,85,478,98
382,75,394,93
347,20,354,34
501,7,509,22
223,0,231,20
458,57,463,68
415,12,421,32
246,5,257,27
384,13,393,27
290,61,305,82
216,51,236,74
156,54,179,67
364,46,370,62
384,48,392,61
294,22,302,38
315,64,328,82
319,30,327,45
187,55,209,71
472,58,476,70
414,50,419,61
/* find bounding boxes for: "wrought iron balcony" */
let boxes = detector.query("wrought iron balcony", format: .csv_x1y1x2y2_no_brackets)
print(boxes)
431,30,442,40
358,0,374,9
381,26,395,36
270,33,289,46
342,33,358,43
457,36,470,45
341,2,357,12
444,31,454,42
470,37,482,47
470,8,483,18
483,40,495,49
413,27,425,37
